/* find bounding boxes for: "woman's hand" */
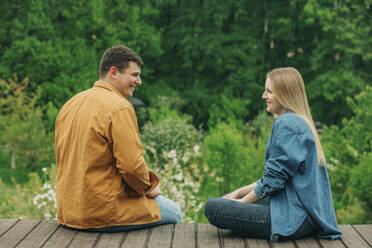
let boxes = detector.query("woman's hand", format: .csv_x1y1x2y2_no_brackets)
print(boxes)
223,190,240,200
223,182,259,203
223,182,257,200
229,198,245,203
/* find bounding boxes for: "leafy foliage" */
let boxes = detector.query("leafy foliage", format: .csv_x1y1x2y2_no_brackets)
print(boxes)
0,76,54,173
321,86,372,223
0,164,57,219
202,112,272,196
1,0,370,127
141,107,205,221
303,0,371,124
203,121,247,195
0,0,162,112
141,98,203,169
0,0,370,224
350,152,372,222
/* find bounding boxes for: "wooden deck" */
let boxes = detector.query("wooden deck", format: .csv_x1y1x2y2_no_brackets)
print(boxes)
0,219,371,248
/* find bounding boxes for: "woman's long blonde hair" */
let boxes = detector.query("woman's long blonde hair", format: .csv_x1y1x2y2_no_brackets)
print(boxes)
267,67,326,166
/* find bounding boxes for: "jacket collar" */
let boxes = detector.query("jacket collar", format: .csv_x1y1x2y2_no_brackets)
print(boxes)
93,80,127,100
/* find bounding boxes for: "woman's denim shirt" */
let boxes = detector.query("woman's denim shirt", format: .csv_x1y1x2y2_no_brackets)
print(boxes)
254,111,341,241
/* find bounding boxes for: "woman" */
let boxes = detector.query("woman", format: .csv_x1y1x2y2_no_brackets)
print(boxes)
204,67,341,241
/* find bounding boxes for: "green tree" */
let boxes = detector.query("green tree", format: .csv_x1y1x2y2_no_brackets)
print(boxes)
0,75,54,173
303,0,372,124
321,86,372,223
0,0,163,112
153,0,269,127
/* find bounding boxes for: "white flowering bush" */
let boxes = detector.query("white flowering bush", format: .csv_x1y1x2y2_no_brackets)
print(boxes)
142,117,203,170
0,164,57,219
32,167,57,219
142,115,206,222
149,146,205,222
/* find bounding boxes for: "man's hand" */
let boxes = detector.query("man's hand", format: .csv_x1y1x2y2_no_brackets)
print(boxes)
146,184,160,198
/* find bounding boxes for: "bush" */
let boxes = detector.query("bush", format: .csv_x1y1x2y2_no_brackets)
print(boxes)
208,93,250,128
203,121,246,195
350,152,372,222
241,112,273,184
149,147,205,222
321,86,372,223
141,115,203,171
0,168,29,185
202,112,273,197
0,75,54,172
141,107,205,222
0,164,57,220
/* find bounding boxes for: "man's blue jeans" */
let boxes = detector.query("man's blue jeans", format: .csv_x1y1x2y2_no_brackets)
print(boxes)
81,195,182,232
204,197,316,240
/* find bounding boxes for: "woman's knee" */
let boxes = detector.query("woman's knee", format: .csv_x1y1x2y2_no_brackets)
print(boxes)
204,198,233,222
204,198,220,217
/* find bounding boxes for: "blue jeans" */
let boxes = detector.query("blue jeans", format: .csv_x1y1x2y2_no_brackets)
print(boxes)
81,195,182,232
204,197,316,240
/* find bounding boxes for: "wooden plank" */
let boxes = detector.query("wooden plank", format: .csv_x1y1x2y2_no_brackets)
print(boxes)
95,232,125,248
339,225,370,248
121,228,149,248
294,237,321,248
0,220,371,248
68,231,100,248
16,220,59,248
0,219,40,248
146,224,173,248
353,224,372,246
244,238,271,248
172,223,196,248
196,223,221,248
270,240,296,248
219,229,245,248
42,226,77,248
317,238,346,248
0,219,19,236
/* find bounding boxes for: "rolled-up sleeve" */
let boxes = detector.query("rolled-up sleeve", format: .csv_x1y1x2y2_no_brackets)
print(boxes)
111,107,159,196
254,121,306,199
254,177,268,199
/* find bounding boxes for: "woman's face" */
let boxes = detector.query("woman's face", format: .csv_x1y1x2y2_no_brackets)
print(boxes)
262,78,286,116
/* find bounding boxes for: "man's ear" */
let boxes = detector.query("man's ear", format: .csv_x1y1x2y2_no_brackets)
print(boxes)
108,66,119,80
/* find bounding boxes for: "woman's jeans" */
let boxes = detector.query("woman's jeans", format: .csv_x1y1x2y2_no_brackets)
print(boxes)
204,197,316,240
80,195,182,232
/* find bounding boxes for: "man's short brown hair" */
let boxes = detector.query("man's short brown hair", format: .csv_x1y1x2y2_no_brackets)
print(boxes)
99,45,143,78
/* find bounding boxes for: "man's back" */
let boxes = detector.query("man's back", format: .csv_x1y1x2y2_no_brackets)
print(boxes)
55,81,160,229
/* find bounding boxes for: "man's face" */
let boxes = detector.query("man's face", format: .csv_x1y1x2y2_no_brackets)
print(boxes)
111,61,142,98
262,78,286,116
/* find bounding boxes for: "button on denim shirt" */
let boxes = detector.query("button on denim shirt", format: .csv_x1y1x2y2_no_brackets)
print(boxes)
254,111,341,241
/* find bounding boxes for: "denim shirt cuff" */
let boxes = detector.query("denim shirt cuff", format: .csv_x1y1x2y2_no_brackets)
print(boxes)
254,178,267,199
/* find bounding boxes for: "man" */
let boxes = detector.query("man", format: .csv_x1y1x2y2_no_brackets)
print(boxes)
55,45,182,231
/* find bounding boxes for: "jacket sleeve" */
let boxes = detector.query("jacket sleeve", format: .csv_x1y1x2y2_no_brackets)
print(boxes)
111,107,159,197
254,120,306,199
